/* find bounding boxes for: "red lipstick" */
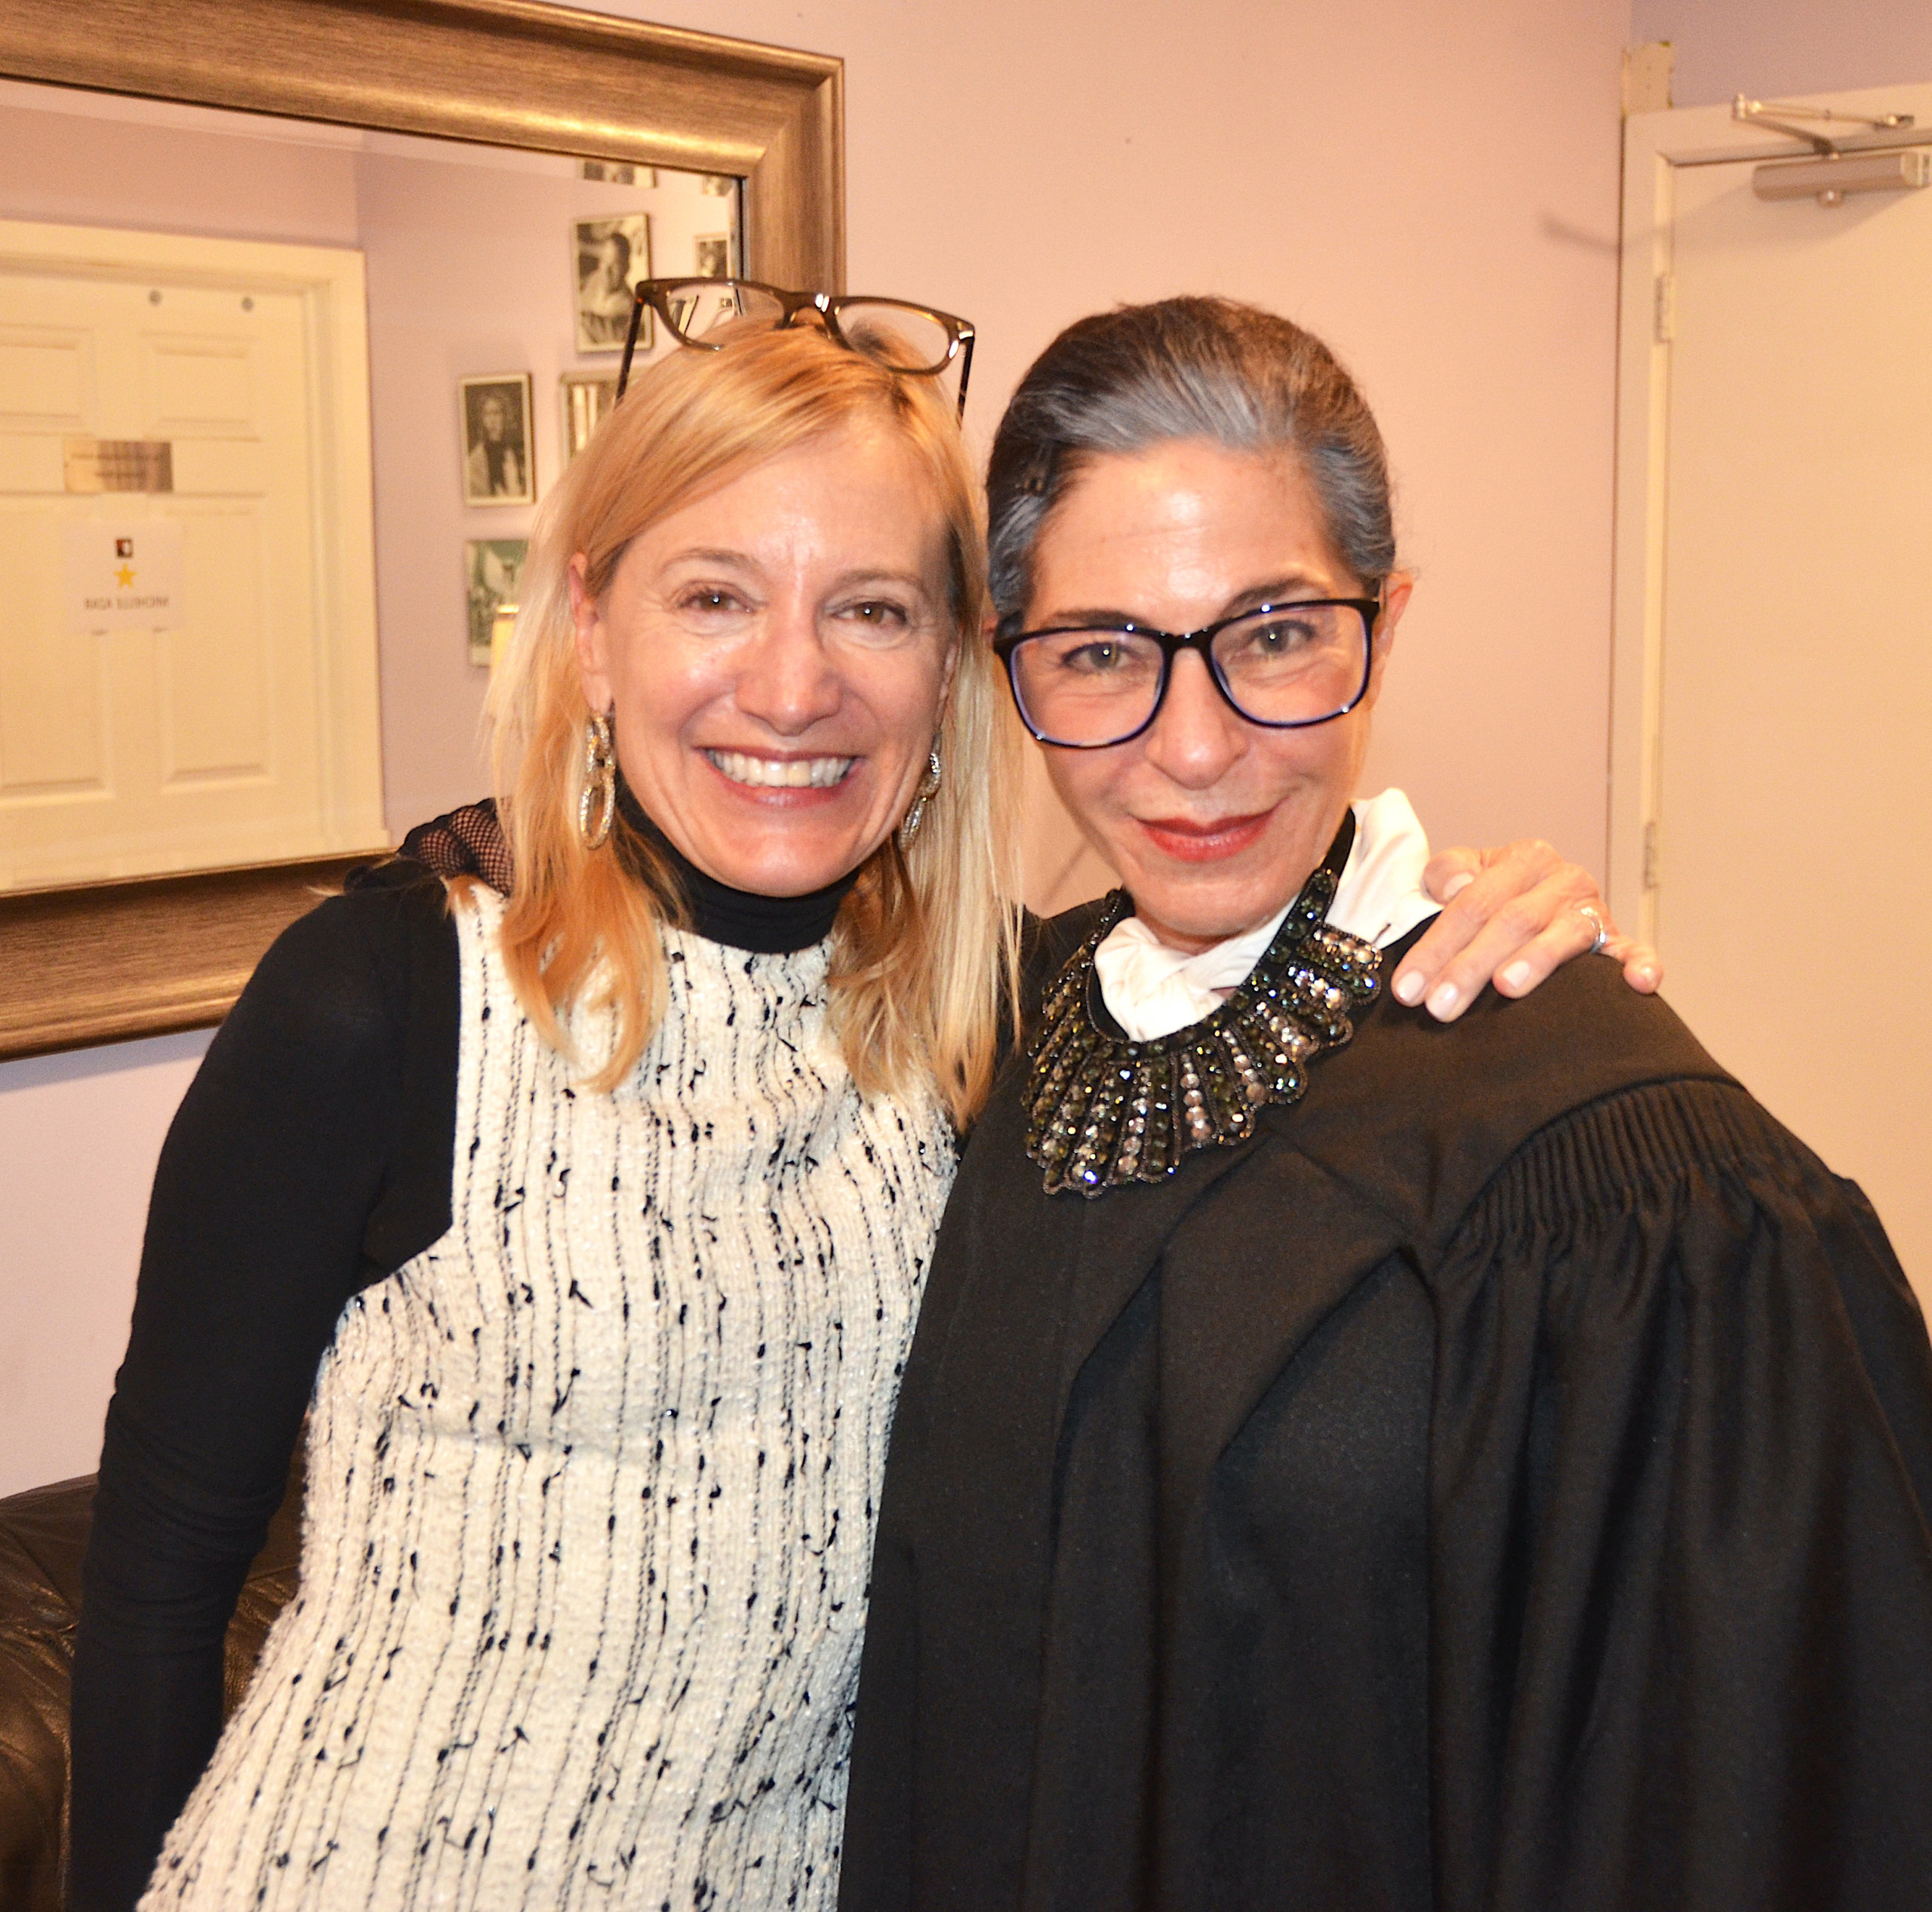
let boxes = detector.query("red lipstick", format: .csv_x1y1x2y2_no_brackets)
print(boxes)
1135,810,1272,862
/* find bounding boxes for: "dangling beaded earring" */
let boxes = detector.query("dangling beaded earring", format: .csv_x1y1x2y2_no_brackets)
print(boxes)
580,709,616,850
898,748,943,850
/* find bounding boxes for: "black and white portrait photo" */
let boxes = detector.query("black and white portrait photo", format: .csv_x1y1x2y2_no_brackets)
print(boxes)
459,373,534,506
693,234,732,280
574,214,651,354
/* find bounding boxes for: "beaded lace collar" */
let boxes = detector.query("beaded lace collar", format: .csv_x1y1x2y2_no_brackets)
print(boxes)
1024,834,1383,1198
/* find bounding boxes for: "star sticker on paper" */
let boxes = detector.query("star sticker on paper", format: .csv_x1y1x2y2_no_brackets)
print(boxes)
115,564,136,587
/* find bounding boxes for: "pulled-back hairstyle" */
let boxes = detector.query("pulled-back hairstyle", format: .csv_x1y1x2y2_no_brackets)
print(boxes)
986,296,1397,632
484,324,1021,1127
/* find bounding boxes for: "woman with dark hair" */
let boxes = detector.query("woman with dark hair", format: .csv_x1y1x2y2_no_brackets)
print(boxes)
840,298,1932,1911
464,389,526,499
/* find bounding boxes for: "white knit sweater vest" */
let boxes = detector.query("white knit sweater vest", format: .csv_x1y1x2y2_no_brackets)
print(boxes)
143,889,956,1911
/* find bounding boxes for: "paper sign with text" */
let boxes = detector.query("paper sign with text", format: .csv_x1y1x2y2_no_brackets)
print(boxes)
63,521,186,633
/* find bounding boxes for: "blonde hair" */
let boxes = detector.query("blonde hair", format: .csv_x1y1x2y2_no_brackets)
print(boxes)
483,325,1022,1127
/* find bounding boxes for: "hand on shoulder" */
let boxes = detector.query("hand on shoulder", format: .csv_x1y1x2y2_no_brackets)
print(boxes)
1392,838,1662,1022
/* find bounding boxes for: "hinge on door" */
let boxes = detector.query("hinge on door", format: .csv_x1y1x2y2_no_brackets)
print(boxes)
1653,272,1677,344
1642,819,1660,891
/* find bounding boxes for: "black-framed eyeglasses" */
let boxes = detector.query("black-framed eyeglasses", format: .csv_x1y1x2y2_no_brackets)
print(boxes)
994,598,1381,749
617,277,976,417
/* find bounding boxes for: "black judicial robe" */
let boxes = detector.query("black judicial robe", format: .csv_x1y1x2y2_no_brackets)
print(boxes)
839,905,1932,1912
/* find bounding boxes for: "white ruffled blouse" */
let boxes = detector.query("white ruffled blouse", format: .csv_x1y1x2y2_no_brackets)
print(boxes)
1092,788,1435,1043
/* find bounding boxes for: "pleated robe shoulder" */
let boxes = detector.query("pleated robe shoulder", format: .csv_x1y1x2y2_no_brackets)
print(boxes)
838,904,1932,1912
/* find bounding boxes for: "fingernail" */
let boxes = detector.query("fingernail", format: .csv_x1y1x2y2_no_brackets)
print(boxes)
1441,872,1474,900
1428,981,1460,1017
1500,960,1531,992
1394,971,1425,1006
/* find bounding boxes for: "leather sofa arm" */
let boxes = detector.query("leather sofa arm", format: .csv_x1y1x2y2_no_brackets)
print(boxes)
0,1458,303,1912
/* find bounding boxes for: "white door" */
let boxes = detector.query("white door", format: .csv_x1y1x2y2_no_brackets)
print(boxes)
1614,86,1932,1306
0,220,385,887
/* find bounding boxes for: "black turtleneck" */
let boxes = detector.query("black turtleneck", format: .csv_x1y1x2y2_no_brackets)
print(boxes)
71,796,859,1912
619,784,858,955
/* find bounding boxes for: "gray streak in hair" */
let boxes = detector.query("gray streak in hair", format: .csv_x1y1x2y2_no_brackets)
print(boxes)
985,297,1397,633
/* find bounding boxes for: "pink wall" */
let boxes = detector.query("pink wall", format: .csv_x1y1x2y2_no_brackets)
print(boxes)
1633,0,1932,106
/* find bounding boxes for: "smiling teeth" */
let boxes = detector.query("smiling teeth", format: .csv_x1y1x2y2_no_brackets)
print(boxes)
707,750,854,789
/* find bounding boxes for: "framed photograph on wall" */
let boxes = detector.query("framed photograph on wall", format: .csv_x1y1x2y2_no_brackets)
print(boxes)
580,159,657,188
459,373,534,506
466,538,528,666
574,214,651,354
693,233,733,279
561,373,620,466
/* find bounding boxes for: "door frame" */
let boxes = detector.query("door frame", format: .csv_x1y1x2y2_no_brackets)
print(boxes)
1611,85,1932,938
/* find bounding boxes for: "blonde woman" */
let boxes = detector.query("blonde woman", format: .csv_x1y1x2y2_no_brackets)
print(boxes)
73,297,1644,1912
75,315,1014,1912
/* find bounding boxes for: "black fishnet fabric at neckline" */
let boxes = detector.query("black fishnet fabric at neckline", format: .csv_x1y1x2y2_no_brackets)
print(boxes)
392,800,514,893
360,795,853,954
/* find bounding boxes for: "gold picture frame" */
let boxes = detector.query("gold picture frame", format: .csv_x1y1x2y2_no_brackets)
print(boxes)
560,373,621,466
0,0,844,1061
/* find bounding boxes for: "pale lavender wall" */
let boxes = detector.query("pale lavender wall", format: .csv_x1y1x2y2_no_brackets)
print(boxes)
0,86,358,244
1633,0,1932,106
0,1033,210,1495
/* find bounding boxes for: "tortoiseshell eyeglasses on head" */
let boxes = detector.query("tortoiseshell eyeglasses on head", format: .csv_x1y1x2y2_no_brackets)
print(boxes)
617,278,976,418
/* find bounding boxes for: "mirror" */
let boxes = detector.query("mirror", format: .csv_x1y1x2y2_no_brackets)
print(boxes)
0,0,841,1059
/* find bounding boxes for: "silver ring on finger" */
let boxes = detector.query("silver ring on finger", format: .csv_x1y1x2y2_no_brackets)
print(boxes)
1575,903,1610,956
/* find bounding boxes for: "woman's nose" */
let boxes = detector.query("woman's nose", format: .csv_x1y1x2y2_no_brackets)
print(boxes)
1140,646,1247,788
733,607,844,733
